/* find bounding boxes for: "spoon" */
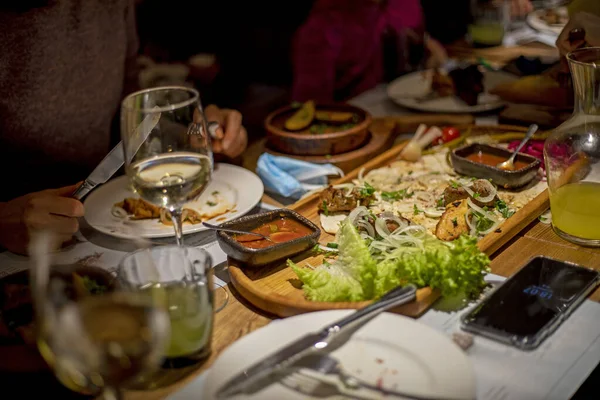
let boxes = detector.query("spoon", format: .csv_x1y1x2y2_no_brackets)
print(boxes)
202,222,274,242
497,124,538,171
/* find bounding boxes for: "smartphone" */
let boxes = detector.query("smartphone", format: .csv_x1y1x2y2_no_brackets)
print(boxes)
461,256,600,350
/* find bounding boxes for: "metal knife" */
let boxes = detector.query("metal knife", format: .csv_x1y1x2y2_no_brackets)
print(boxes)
72,110,162,200
215,284,417,399
71,142,126,200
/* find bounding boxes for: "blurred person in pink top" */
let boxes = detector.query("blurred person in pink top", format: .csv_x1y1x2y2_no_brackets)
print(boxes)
291,0,447,102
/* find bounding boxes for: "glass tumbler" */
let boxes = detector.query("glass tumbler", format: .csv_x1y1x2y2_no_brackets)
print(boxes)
118,246,215,367
544,47,600,246
468,0,508,47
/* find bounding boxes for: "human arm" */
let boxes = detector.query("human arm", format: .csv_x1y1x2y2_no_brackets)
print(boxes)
509,0,533,17
204,105,247,159
556,12,600,55
0,184,84,256
424,34,448,68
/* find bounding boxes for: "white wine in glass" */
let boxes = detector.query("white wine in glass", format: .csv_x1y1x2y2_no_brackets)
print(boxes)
121,86,213,246
131,152,211,210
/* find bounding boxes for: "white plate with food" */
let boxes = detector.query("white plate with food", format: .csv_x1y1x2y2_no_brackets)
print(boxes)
84,163,264,239
200,310,476,400
527,7,568,36
387,67,517,113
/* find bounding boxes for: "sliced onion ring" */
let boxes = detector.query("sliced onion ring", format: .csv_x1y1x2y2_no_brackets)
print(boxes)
461,179,497,204
332,183,355,197
467,198,499,222
111,206,128,219
423,208,444,218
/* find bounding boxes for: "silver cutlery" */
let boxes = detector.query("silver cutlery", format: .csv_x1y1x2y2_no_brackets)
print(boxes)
202,222,274,243
215,284,417,398
496,124,538,171
284,354,437,400
72,110,161,200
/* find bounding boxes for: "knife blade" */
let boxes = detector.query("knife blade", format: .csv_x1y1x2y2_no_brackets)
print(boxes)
215,284,417,398
71,142,125,200
72,110,161,200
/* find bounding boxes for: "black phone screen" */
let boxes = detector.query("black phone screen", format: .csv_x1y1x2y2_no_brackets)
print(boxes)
463,257,599,338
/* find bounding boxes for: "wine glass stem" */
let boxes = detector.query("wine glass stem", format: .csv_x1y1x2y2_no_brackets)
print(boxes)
170,208,184,246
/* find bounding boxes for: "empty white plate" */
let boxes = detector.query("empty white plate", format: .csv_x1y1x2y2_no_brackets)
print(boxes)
201,310,476,400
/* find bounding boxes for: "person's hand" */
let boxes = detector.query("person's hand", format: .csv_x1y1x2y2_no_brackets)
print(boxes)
509,0,533,17
425,36,448,69
556,12,600,56
204,105,248,159
0,183,84,255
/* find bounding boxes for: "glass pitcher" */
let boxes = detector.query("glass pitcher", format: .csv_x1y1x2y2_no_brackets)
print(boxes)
544,47,600,246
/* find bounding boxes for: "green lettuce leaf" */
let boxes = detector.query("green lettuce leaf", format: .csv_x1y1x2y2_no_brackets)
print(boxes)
291,218,490,302
290,220,376,302
288,260,364,302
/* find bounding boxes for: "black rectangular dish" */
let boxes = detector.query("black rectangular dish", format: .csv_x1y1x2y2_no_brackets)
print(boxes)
215,209,321,267
451,143,541,189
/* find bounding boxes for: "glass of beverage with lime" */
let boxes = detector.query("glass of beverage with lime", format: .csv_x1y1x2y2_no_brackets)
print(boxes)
118,246,215,367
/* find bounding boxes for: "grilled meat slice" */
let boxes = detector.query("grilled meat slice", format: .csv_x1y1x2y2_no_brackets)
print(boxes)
319,186,374,213
443,179,498,208
443,185,468,205
436,199,469,241
116,198,161,219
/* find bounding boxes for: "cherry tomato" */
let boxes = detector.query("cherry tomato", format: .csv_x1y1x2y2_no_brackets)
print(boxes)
441,127,460,143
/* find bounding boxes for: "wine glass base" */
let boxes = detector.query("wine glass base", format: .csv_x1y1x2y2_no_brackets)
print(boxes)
552,225,600,248
214,281,229,313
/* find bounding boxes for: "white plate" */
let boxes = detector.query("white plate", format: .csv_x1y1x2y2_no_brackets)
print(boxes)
387,69,517,113
84,163,264,239
202,310,476,400
527,7,567,36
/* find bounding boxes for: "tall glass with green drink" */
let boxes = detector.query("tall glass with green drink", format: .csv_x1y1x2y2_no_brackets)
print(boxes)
118,246,215,367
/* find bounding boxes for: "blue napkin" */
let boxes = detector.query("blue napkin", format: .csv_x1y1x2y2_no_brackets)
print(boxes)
256,153,344,199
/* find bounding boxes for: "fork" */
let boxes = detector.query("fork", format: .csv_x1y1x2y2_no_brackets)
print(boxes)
283,354,437,400
281,369,381,399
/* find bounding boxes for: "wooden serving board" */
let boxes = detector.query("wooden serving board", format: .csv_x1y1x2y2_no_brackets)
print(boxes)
229,124,550,318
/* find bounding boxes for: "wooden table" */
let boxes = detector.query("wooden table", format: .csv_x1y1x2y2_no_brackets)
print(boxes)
125,41,590,400
125,212,600,399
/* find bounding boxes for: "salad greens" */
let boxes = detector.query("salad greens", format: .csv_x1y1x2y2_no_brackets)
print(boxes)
290,220,490,302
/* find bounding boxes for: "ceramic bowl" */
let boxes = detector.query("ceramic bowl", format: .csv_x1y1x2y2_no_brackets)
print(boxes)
451,143,541,189
215,209,320,267
265,103,371,156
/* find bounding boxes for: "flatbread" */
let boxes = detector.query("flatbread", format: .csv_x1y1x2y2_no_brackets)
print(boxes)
318,149,547,238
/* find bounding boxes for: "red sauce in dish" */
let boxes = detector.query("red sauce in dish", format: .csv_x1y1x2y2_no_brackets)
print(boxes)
234,217,312,249
466,151,530,171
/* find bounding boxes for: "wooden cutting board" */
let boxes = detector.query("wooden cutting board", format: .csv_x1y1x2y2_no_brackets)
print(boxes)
229,124,549,318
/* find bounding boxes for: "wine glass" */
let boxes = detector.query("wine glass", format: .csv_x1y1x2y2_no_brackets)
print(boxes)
29,232,170,400
117,246,216,368
120,86,213,246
